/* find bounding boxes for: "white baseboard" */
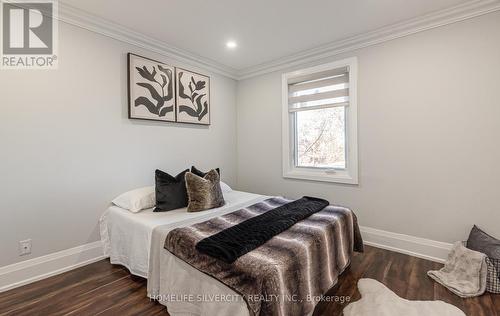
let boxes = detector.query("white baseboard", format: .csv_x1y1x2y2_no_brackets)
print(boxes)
0,241,105,293
0,227,452,293
360,226,453,263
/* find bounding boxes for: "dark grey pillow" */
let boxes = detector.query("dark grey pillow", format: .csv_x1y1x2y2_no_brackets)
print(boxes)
191,166,220,178
154,169,189,212
185,169,225,212
466,225,500,260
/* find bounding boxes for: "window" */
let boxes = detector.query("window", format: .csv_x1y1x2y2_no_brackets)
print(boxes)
282,58,358,184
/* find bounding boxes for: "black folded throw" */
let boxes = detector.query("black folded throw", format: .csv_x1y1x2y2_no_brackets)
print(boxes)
195,196,329,263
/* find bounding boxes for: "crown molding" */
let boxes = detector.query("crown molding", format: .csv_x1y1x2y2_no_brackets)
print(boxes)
15,1,500,80
55,3,239,79
236,0,500,80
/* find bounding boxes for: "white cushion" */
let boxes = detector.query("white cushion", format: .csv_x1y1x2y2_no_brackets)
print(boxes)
220,181,232,193
112,186,155,213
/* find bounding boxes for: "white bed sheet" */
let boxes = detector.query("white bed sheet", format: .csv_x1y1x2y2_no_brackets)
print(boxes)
100,190,266,278
154,248,252,316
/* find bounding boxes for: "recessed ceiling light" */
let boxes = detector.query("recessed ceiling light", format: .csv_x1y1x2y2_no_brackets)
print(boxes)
226,41,237,49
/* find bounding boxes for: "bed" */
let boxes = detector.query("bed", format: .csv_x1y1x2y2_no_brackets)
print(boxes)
100,189,362,316
100,190,267,278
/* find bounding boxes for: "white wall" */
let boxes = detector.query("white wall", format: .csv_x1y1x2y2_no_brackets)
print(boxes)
236,11,500,245
2,9,499,271
0,22,238,267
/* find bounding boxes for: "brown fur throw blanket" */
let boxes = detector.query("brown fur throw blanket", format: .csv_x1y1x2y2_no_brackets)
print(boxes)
165,196,363,316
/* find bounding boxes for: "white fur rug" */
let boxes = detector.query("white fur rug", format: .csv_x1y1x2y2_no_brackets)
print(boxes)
343,279,465,316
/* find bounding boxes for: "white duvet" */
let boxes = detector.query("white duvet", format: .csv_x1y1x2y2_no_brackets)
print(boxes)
100,190,267,278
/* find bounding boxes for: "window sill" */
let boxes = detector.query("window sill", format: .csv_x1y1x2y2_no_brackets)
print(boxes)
283,169,358,185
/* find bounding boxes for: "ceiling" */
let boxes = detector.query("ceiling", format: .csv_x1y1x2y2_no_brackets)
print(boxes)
60,0,473,71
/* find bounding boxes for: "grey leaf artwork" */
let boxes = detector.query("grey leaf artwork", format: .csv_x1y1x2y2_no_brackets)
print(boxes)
128,53,176,122
175,68,210,125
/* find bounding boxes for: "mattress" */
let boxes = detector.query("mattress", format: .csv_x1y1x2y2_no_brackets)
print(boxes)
99,190,266,278
154,248,252,316
151,197,360,316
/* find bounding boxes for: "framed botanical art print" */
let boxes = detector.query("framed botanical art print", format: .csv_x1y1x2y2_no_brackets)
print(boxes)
175,68,210,125
128,53,176,122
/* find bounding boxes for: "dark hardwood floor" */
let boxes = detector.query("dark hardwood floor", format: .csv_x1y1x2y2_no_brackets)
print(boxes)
0,246,498,316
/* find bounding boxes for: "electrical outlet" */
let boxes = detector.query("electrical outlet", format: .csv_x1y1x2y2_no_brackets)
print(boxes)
19,239,32,256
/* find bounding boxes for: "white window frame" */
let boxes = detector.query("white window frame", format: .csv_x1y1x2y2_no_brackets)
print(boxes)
282,57,358,185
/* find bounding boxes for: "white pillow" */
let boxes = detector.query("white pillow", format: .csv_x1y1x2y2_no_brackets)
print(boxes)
112,186,155,213
220,181,232,193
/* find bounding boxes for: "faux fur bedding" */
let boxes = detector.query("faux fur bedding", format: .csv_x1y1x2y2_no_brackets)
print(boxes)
164,196,363,316
195,196,329,263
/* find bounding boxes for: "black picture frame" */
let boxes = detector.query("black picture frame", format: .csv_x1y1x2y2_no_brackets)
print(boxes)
127,53,176,122
175,67,211,125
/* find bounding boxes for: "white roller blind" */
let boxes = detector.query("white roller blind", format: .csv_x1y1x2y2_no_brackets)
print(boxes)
288,66,349,112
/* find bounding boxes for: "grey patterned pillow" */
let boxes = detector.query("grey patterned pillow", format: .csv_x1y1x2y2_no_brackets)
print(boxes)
486,258,500,293
466,225,500,259
185,169,225,212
